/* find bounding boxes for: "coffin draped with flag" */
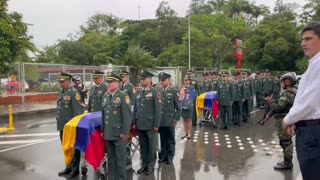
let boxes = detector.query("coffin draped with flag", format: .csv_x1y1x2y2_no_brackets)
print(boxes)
62,112,105,170
196,91,219,119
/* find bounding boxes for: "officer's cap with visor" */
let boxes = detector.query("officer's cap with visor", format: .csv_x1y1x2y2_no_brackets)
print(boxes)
105,72,122,83
159,72,171,81
58,72,72,82
119,70,129,78
280,72,296,85
139,70,154,80
92,71,104,79
221,71,229,76
186,69,194,75
184,75,191,81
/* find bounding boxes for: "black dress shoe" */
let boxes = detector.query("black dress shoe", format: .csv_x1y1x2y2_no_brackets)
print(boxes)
145,169,154,175
68,171,79,179
58,168,71,176
137,166,147,174
166,159,172,165
181,134,188,139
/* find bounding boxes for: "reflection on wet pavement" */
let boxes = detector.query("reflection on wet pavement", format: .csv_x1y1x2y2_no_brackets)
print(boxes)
0,111,300,180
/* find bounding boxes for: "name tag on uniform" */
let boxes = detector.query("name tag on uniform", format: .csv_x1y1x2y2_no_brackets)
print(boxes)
146,93,153,98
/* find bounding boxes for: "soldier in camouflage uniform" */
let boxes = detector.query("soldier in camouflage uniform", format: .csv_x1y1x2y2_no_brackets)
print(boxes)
88,71,107,112
57,72,83,179
200,72,212,93
262,72,296,170
186,70,200,126
210,71,219,91
101,72,132,180
217,72,233,130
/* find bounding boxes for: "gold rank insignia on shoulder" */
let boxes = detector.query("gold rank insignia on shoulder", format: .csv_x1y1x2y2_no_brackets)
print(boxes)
75,93,81,101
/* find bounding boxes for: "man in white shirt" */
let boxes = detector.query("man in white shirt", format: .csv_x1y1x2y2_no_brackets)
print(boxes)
282,22,320,180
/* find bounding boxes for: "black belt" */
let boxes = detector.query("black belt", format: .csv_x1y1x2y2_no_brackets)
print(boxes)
295,119,320,128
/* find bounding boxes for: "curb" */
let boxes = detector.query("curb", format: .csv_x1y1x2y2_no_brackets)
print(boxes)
0,108,56,123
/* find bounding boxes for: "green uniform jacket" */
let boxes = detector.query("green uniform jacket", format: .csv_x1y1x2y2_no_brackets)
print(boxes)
200,80,212,93
232,79,245,102
160,87,182,127
120,82,135,103
263,77,274,95
56,87,83,131
267,88,296,119
88,83,107,112
211,79,220,91
217,81,233,106
101,90,132,140
243,78,253,99
191,78,200,96
273,79,281,94
133,86,161,130
254,77,262,93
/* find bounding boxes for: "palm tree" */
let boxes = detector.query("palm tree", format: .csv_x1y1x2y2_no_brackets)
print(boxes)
223,0,248,18
208,0,226,13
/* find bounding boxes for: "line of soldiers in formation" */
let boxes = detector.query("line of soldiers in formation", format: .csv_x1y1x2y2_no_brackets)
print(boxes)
56,68,292,179
183,69,281,130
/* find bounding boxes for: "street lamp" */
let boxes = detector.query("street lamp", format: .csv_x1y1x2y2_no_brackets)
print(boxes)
188,14,191,70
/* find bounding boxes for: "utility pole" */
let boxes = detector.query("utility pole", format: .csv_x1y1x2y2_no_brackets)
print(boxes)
188,14,191,70
138,5,141,20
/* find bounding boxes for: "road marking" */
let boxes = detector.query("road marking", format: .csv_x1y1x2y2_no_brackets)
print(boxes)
0,132,59,138
0,139,45,145
0,137,59,153
250,109,261,114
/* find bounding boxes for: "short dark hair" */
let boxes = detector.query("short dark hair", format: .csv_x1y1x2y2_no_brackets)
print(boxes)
301,22,320,38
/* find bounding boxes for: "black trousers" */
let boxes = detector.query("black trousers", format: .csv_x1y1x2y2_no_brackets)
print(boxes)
159,126,176,161
296,126,320,180
60,131,81,173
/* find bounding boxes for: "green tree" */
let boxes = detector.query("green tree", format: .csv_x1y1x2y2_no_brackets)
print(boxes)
189,0,213,15
0,0,34,74
116,45,155,85
80,13,121,35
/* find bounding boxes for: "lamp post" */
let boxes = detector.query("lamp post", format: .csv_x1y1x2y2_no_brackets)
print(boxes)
188,14,191,70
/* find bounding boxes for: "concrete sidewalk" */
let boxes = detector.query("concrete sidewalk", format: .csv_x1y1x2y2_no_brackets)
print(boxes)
0,102,56,120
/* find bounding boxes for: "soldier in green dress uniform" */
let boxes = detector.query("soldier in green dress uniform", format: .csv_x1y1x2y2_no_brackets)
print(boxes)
254,71,263,108
57,72,83,179
242,71,253,122
232,71,245,126
273,75,281,101
158,72,181,165
101,72,132,180
200,72,212,93
133,70,161,176
88,71,107,112
119,70,135,103
210,71,220,91
217,72,233,130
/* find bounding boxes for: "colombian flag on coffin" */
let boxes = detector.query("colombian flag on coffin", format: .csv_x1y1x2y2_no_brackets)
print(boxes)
62,112,105,170
196,91,219,119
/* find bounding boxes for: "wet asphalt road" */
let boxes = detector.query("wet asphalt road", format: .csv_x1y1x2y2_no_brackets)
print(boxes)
0,110,301,180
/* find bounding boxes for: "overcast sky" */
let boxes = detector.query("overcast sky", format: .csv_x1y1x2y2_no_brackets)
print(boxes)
8,0,305,48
